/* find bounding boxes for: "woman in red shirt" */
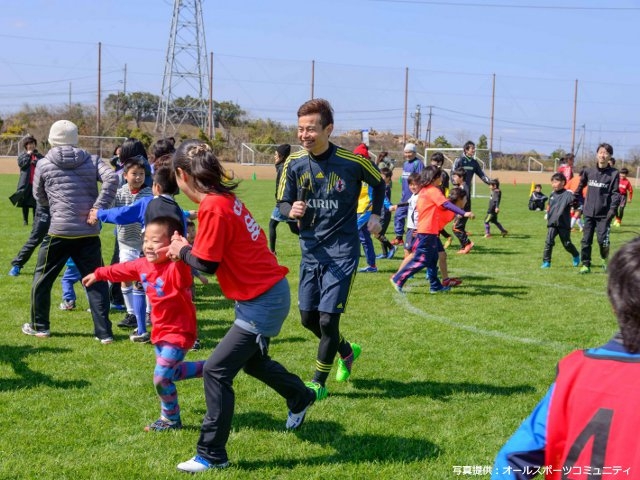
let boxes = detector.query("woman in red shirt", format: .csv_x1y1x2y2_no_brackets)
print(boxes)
167,140,317,473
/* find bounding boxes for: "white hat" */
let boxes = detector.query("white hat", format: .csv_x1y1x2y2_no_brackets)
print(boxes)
48,120,78,147
404,142,417,152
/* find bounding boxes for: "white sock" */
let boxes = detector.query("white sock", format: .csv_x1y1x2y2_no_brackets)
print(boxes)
121,285,134,314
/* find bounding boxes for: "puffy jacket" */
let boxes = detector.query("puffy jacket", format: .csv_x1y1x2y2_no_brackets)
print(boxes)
34,146,117,237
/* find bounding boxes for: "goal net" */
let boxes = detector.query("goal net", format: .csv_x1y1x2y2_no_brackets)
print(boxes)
424,147,492,198
240,143,304,165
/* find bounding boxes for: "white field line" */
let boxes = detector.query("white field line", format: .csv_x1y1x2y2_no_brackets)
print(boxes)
392,269,606,350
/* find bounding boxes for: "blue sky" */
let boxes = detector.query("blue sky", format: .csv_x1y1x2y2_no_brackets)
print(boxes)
1,0,640,158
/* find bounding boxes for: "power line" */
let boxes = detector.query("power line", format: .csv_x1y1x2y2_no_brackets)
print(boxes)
367,0,640,11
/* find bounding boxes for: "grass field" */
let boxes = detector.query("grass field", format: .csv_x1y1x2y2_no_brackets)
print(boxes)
0,173,637,479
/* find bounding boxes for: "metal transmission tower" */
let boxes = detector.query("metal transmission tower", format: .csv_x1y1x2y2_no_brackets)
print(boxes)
156,0,210,136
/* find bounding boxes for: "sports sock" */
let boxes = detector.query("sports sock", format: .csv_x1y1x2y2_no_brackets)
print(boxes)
132,288,147,334
121,285,134,314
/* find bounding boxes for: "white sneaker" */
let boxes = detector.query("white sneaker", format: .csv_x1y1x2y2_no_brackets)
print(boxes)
177,456,229,473
286,406,309,430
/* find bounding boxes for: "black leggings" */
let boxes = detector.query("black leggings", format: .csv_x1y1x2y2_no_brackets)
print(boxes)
300,310,351,366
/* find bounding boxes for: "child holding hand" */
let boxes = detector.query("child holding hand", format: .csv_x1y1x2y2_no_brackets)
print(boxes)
83,216,204,432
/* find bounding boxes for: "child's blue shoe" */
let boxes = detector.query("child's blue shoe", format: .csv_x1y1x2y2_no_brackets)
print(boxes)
541,261,551,269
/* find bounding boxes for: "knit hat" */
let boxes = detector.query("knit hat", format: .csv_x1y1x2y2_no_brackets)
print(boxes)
353,143,370,159
404,143,417,153
48,120,78,147
275,144,291,160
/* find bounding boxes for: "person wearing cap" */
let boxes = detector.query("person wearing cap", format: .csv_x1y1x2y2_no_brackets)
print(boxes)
268,143,299,255
21,120,118,344
393,142,425,246
8,136,49,277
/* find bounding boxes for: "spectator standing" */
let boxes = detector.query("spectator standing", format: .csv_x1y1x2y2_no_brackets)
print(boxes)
14,135,43,226
20,120,117,344
392,143,424,245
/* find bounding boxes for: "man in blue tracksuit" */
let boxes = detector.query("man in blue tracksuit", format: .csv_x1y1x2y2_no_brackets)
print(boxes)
392,142,424,245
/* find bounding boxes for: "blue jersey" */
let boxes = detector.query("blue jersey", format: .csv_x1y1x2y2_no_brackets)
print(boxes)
277,143,383,263
401,157,424,202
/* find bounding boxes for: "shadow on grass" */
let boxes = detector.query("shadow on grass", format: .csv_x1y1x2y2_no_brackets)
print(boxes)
402,281,528,298
343,378,535,401
0,345,91,391
456,283,529,298
232,412,440,468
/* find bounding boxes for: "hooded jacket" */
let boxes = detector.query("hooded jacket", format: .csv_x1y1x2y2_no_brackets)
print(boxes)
34,145,117,237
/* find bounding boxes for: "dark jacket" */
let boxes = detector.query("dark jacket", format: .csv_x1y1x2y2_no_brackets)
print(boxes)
574,165,620,218
528,191,548,211
16,150,44,208
547,189,573,229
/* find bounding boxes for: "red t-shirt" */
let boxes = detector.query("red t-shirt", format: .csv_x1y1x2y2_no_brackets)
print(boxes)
619,177,633,200
416,185,449,234
192,193,288,301
94,258,196,349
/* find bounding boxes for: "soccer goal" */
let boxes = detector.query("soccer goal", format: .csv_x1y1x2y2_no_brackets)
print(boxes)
240,143,304,166
425,147,492,198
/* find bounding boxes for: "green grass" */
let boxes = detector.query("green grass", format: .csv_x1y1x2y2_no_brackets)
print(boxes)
0,174,637,479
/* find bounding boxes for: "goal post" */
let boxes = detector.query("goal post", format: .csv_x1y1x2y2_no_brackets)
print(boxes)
240,143,304,166
424,147,492,198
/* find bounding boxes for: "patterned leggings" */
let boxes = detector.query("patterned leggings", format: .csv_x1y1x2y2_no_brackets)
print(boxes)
153,341,205,422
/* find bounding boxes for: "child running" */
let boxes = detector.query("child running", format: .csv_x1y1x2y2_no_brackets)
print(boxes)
390,166,474,293
613,167,633,227
451,167,474,253
541,173,580,269
167,140,317,473
484,179,508,238
82,216,205,432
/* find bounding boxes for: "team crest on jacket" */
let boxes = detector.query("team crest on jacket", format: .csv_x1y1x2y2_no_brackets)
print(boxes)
334,178,346,192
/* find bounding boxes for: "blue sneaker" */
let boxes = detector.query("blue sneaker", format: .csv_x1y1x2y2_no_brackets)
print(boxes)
375,253,386,259
430,285,451,294
572,256,580,267
386,246,397,259
541,261,551,269
177,456,229,473
9,265,21,276
358,266,378,273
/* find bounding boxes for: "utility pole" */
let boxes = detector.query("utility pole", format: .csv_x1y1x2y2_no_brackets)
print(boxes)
425,106,432,146
403,67,408,144
571,79,578,156
411,105,421,140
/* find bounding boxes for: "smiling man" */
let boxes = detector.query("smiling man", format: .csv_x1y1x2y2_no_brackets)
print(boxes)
277,98,384,398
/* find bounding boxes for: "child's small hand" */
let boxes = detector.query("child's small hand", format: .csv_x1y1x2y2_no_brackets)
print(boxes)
198,275,209,285
389,205,397,212
465,211,475,219
156,246,170,258
82,273,97,287
188,210,198,219
168,232,190,260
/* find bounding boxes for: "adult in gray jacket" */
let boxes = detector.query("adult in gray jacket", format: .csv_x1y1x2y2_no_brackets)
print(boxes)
21,120,118,343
